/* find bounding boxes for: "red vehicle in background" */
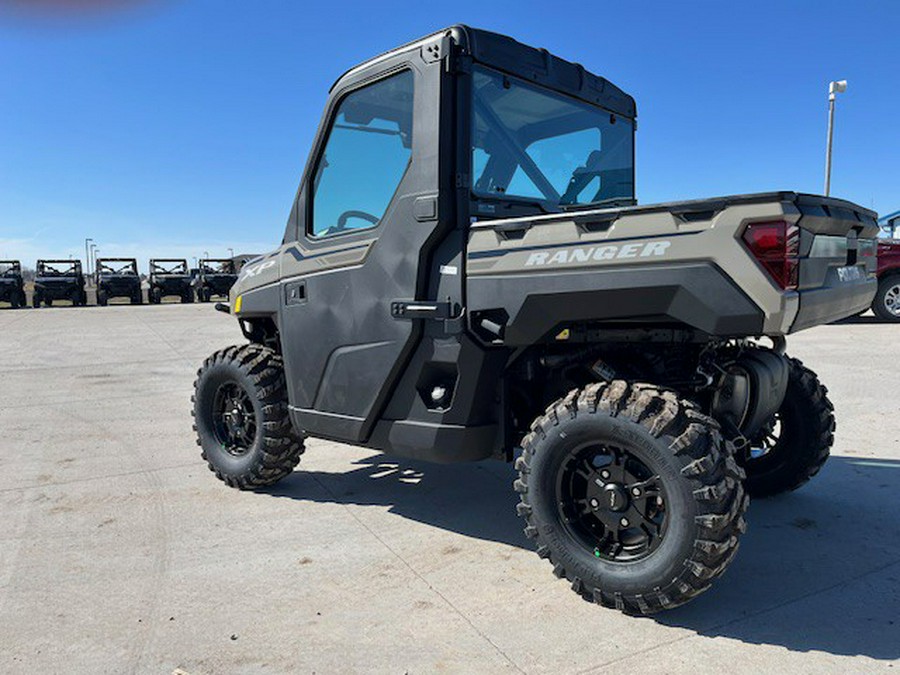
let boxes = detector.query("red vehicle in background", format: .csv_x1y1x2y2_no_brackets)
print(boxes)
873,211,900,321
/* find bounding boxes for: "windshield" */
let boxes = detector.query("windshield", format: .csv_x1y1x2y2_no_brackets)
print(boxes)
98,261,136,276
201,260,235,275
39,262,78,276
152,260,188,275
471,67,634,210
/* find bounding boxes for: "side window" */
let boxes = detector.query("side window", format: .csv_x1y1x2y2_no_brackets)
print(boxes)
310,70,414,238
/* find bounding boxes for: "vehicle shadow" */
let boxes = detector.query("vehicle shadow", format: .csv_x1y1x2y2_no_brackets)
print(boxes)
266,454,529,549
831,313,894,325
265,453,900,660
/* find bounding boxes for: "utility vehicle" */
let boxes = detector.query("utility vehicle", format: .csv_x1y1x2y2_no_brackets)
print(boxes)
95,258,143,306
0,260,27,309
194,258,237,302
192,26,879,614
33,260,86,307
149,258,194,304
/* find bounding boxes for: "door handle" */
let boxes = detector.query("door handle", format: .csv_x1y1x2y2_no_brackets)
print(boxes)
391,300,453,320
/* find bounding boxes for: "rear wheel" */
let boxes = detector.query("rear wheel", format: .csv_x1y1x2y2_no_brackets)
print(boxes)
97,290,108,306
192,344,305,489
32,292,41,308
44,298,53,307
10,292,20,309
516,382,747,614
742,357,834,497
182,289,194,303
151,287,162,304
872,275,900,322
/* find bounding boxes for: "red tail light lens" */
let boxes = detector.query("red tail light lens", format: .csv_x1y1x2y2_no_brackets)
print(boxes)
741,220,800,290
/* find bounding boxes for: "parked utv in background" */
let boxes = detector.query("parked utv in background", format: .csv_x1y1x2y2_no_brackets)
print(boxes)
149,258,194,304
0,260,27,308
194,259,237,302
191,26,879,615
96,258,142,306
33,260,86,307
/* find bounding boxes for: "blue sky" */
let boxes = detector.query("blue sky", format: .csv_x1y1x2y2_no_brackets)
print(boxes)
1,0,898,267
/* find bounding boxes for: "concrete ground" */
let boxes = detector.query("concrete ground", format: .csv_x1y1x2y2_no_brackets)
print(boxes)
0,304,897,674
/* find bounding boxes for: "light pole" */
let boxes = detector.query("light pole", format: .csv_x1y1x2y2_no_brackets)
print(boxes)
84,238,93,283
90,244,99,281
824,80,847,196
227,247,234,259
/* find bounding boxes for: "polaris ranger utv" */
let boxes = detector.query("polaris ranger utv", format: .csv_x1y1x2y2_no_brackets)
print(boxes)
194,258,237,302
0,260,27,309
149,258,194,304
33,260,87,307
96,258,143,306
192,26,879,614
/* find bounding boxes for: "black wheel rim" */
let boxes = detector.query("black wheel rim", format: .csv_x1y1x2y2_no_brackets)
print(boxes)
556,443,667,563
749,412,783,461
747,396,802,475
211,381,257,456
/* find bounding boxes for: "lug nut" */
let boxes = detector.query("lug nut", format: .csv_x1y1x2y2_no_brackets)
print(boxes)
589,498,599,508
620,517,629,527
631,487,641,496
601,470,610,479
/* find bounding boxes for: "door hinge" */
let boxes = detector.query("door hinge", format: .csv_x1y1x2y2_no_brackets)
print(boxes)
448,54,472,74
455,173,470,189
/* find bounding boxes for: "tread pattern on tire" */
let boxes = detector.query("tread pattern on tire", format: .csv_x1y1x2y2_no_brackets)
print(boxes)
746,356,834,497
515,380,748,615
192,343,305,489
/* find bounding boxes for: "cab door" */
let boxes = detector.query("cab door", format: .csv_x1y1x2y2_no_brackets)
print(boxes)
278,45,454,443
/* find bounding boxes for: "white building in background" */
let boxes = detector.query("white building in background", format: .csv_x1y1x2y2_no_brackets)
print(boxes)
879,210,900,238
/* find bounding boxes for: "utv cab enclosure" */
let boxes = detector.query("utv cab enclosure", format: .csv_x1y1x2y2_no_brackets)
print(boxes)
96,258,142,306
192,26,879,615
149,258,194,304
0,260,26,308
195,259,237,302
33,260,87,307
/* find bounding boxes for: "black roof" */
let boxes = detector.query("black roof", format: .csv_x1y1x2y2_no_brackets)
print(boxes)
333,25,636,119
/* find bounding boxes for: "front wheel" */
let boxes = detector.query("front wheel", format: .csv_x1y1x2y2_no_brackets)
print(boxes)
192,344,305,489
872,275,900,322
742,357,834,497
516,382,747,614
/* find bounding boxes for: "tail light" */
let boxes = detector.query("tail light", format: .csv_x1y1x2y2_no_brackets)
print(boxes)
741,220,800,290
857,238,878,259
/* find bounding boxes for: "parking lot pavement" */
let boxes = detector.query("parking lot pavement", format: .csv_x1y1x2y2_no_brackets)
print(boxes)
0,305,898,674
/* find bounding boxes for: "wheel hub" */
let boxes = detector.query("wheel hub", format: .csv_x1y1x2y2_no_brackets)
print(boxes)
557,443,667,563
600,483,630,512
885,285,900,317
212,383,257,456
